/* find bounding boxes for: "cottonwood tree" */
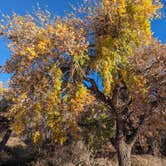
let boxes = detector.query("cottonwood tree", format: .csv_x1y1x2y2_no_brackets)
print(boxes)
0,9,96,145
0,0,165,165
86,1,165,165
0,82,12,151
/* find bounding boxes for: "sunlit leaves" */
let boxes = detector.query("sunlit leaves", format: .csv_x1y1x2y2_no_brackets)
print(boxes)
0,6,91,144
70,83,95,115
32,131,41,143
0,1,164,146
91,0,162,96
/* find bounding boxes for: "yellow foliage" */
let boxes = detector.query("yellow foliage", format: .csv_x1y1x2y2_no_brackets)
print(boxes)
94,0,162,96
70,83,95,115
56,22,68,34
32,131,41,143
25,47,37,59
0,0,163,146
11,122,25,135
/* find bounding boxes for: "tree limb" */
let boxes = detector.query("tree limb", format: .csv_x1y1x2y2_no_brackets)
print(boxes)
84,77,107,103
127,104,157,146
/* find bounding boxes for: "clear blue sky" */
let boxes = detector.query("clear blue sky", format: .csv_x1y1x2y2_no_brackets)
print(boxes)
0,0,166,86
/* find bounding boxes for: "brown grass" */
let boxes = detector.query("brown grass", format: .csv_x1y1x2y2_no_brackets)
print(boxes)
1,136,166,166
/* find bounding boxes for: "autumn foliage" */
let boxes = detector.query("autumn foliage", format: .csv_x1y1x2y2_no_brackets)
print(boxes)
0,0,165,166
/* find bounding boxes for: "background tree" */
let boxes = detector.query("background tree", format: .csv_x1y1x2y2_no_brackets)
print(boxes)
0,9,96,145
0,0,165,166
0,82,12,151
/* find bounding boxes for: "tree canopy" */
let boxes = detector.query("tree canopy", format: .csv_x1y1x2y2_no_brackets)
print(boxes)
0,1,165,165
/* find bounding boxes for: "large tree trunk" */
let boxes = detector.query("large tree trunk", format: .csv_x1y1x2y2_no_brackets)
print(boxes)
117,139,132,166
115,118,132,166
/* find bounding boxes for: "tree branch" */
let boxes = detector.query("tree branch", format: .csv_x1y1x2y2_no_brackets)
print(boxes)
84,77,107,103
84,77,117,115
127,104,157,146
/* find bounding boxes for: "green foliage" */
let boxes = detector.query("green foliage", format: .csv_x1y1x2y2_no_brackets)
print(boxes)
93,0,162,96
80,107,115,152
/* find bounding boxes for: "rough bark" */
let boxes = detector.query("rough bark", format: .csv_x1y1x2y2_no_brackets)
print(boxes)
117,139,132,166
116,118,132,166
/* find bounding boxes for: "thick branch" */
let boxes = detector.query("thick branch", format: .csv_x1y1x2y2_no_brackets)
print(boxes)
84,77,119,115
127,115,147,146
127,104,157,146
84,77,107,103
134,60,160,75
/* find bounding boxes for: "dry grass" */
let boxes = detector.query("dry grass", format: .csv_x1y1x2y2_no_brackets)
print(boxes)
132,155,166,166
100,155,166,166
0,136,166,166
